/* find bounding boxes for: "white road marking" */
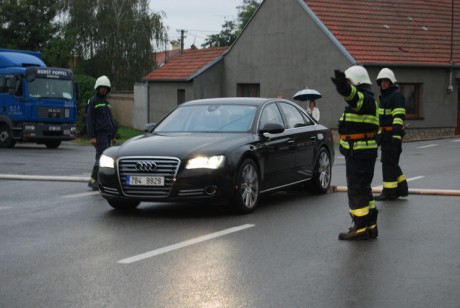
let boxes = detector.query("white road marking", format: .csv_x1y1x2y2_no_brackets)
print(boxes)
451,139,460,143
406,176,425,182
417,144,438,149
62,191,100,198
0,206,13,211
118,224,256,264
373,176,424,189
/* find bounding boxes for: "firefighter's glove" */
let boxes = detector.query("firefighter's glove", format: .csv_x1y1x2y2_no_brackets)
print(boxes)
331,70,349,96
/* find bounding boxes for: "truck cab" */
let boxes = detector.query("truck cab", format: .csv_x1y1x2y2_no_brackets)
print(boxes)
0,49,78,148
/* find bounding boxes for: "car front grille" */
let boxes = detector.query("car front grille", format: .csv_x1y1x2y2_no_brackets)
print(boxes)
118,156,180,197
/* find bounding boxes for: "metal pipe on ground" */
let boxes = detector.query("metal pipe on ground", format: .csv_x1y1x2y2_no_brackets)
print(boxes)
332,186,460,196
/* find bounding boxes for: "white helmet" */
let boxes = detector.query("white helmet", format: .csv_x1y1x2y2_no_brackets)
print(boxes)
94,75,111,90
376,68,397,85
345,65,372,86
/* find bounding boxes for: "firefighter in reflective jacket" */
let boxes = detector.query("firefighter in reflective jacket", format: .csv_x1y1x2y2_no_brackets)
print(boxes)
331,66,379,240
87,75,117,190
374,68,409,201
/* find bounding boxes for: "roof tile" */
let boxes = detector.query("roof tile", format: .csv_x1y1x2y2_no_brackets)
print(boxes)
305,0,460,65
144,46,229,80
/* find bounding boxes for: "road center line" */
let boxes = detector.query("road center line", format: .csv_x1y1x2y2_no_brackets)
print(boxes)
406,176,425,182
118,224,255,264
373,176,424,189
62,191,100,198
417,144,438,149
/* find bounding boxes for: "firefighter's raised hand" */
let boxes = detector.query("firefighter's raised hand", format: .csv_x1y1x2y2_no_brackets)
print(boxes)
331,70,349,96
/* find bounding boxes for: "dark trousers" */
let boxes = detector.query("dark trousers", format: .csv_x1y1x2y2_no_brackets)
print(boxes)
381,138,407,196
345,155,376,211
90,134,112,182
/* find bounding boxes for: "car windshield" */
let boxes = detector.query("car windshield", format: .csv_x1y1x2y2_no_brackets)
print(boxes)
27,78,74,99
154,104,257,133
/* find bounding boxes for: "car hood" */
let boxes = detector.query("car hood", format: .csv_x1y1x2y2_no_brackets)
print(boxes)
110,132,254,159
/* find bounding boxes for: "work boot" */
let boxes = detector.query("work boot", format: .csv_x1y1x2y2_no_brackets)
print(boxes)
368,208,378,239
374,189,397,201
398,180,409,197
88,180,98,191
88,165,99,191
339,214,369,240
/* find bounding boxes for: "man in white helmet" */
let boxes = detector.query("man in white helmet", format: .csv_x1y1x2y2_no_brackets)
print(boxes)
86,75,117,190
331,66,379,240
374,68,408,201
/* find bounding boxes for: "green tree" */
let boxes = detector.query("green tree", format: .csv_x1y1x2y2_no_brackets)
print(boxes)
201,0,261,48
201,20,237,48
0,0,66,65
236,0,262,36
65,0,167,91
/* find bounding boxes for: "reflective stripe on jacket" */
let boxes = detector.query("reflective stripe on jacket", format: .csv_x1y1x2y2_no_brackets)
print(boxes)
378,85,405,136
338,84,379,155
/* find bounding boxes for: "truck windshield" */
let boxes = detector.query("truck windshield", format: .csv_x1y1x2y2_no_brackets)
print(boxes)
28,78,74,99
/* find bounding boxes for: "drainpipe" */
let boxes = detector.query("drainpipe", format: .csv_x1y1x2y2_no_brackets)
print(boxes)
447,0,454,93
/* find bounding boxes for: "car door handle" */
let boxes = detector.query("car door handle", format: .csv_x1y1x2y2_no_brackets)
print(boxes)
287,139,295,145
309,136,316,141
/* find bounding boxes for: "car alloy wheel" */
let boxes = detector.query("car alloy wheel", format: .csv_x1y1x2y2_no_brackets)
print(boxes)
235,159,259,213
307,147,331,194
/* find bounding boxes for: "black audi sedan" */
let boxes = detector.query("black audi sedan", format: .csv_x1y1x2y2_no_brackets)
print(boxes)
98,97,335,213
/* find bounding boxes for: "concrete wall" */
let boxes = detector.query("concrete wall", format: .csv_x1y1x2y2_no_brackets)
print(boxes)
109,92,134,128
147,81,193,123
223,0,354,129
366,67,459,129
193,60,224,99
133,83,148,130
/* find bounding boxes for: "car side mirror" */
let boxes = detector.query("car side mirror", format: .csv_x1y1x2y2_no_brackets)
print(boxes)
144,122,157,133
259,123,285,135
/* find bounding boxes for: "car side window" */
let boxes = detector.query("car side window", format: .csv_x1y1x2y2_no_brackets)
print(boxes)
279,103,306,129
259,103,284,129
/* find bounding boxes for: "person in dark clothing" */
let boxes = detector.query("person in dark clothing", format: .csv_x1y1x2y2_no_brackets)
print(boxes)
331,66,380,240
87,75,116,190
374,68,409,201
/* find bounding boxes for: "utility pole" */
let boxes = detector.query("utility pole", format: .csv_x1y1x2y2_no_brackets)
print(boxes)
178,29,187,53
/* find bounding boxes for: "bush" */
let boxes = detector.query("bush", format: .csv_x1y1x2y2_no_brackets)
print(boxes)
75,74,96,137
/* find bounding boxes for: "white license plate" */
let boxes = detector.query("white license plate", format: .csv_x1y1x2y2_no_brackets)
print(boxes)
126,176,164,186
49,126,61,131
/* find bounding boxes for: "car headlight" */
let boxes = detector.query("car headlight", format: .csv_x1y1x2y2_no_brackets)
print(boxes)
99,154,115,168
186,155,225,169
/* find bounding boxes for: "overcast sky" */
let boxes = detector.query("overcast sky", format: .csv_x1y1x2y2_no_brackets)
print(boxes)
149,0,243,49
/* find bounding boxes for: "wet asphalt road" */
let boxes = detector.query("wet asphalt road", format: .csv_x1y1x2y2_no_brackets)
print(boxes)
1,138,460,307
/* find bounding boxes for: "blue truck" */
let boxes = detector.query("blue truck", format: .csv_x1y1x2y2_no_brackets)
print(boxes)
0,48,78,148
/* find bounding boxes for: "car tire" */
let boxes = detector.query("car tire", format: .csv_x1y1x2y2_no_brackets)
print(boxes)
306,147,331,194
107,198,140,210
45,141,61,149
0,124,16,148
233,159,260,214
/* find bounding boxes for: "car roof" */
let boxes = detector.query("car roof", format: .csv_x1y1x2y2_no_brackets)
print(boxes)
182,97,276,106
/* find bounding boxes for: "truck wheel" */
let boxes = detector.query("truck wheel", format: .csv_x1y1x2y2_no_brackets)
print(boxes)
0,124,16,148
45,141,61,149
